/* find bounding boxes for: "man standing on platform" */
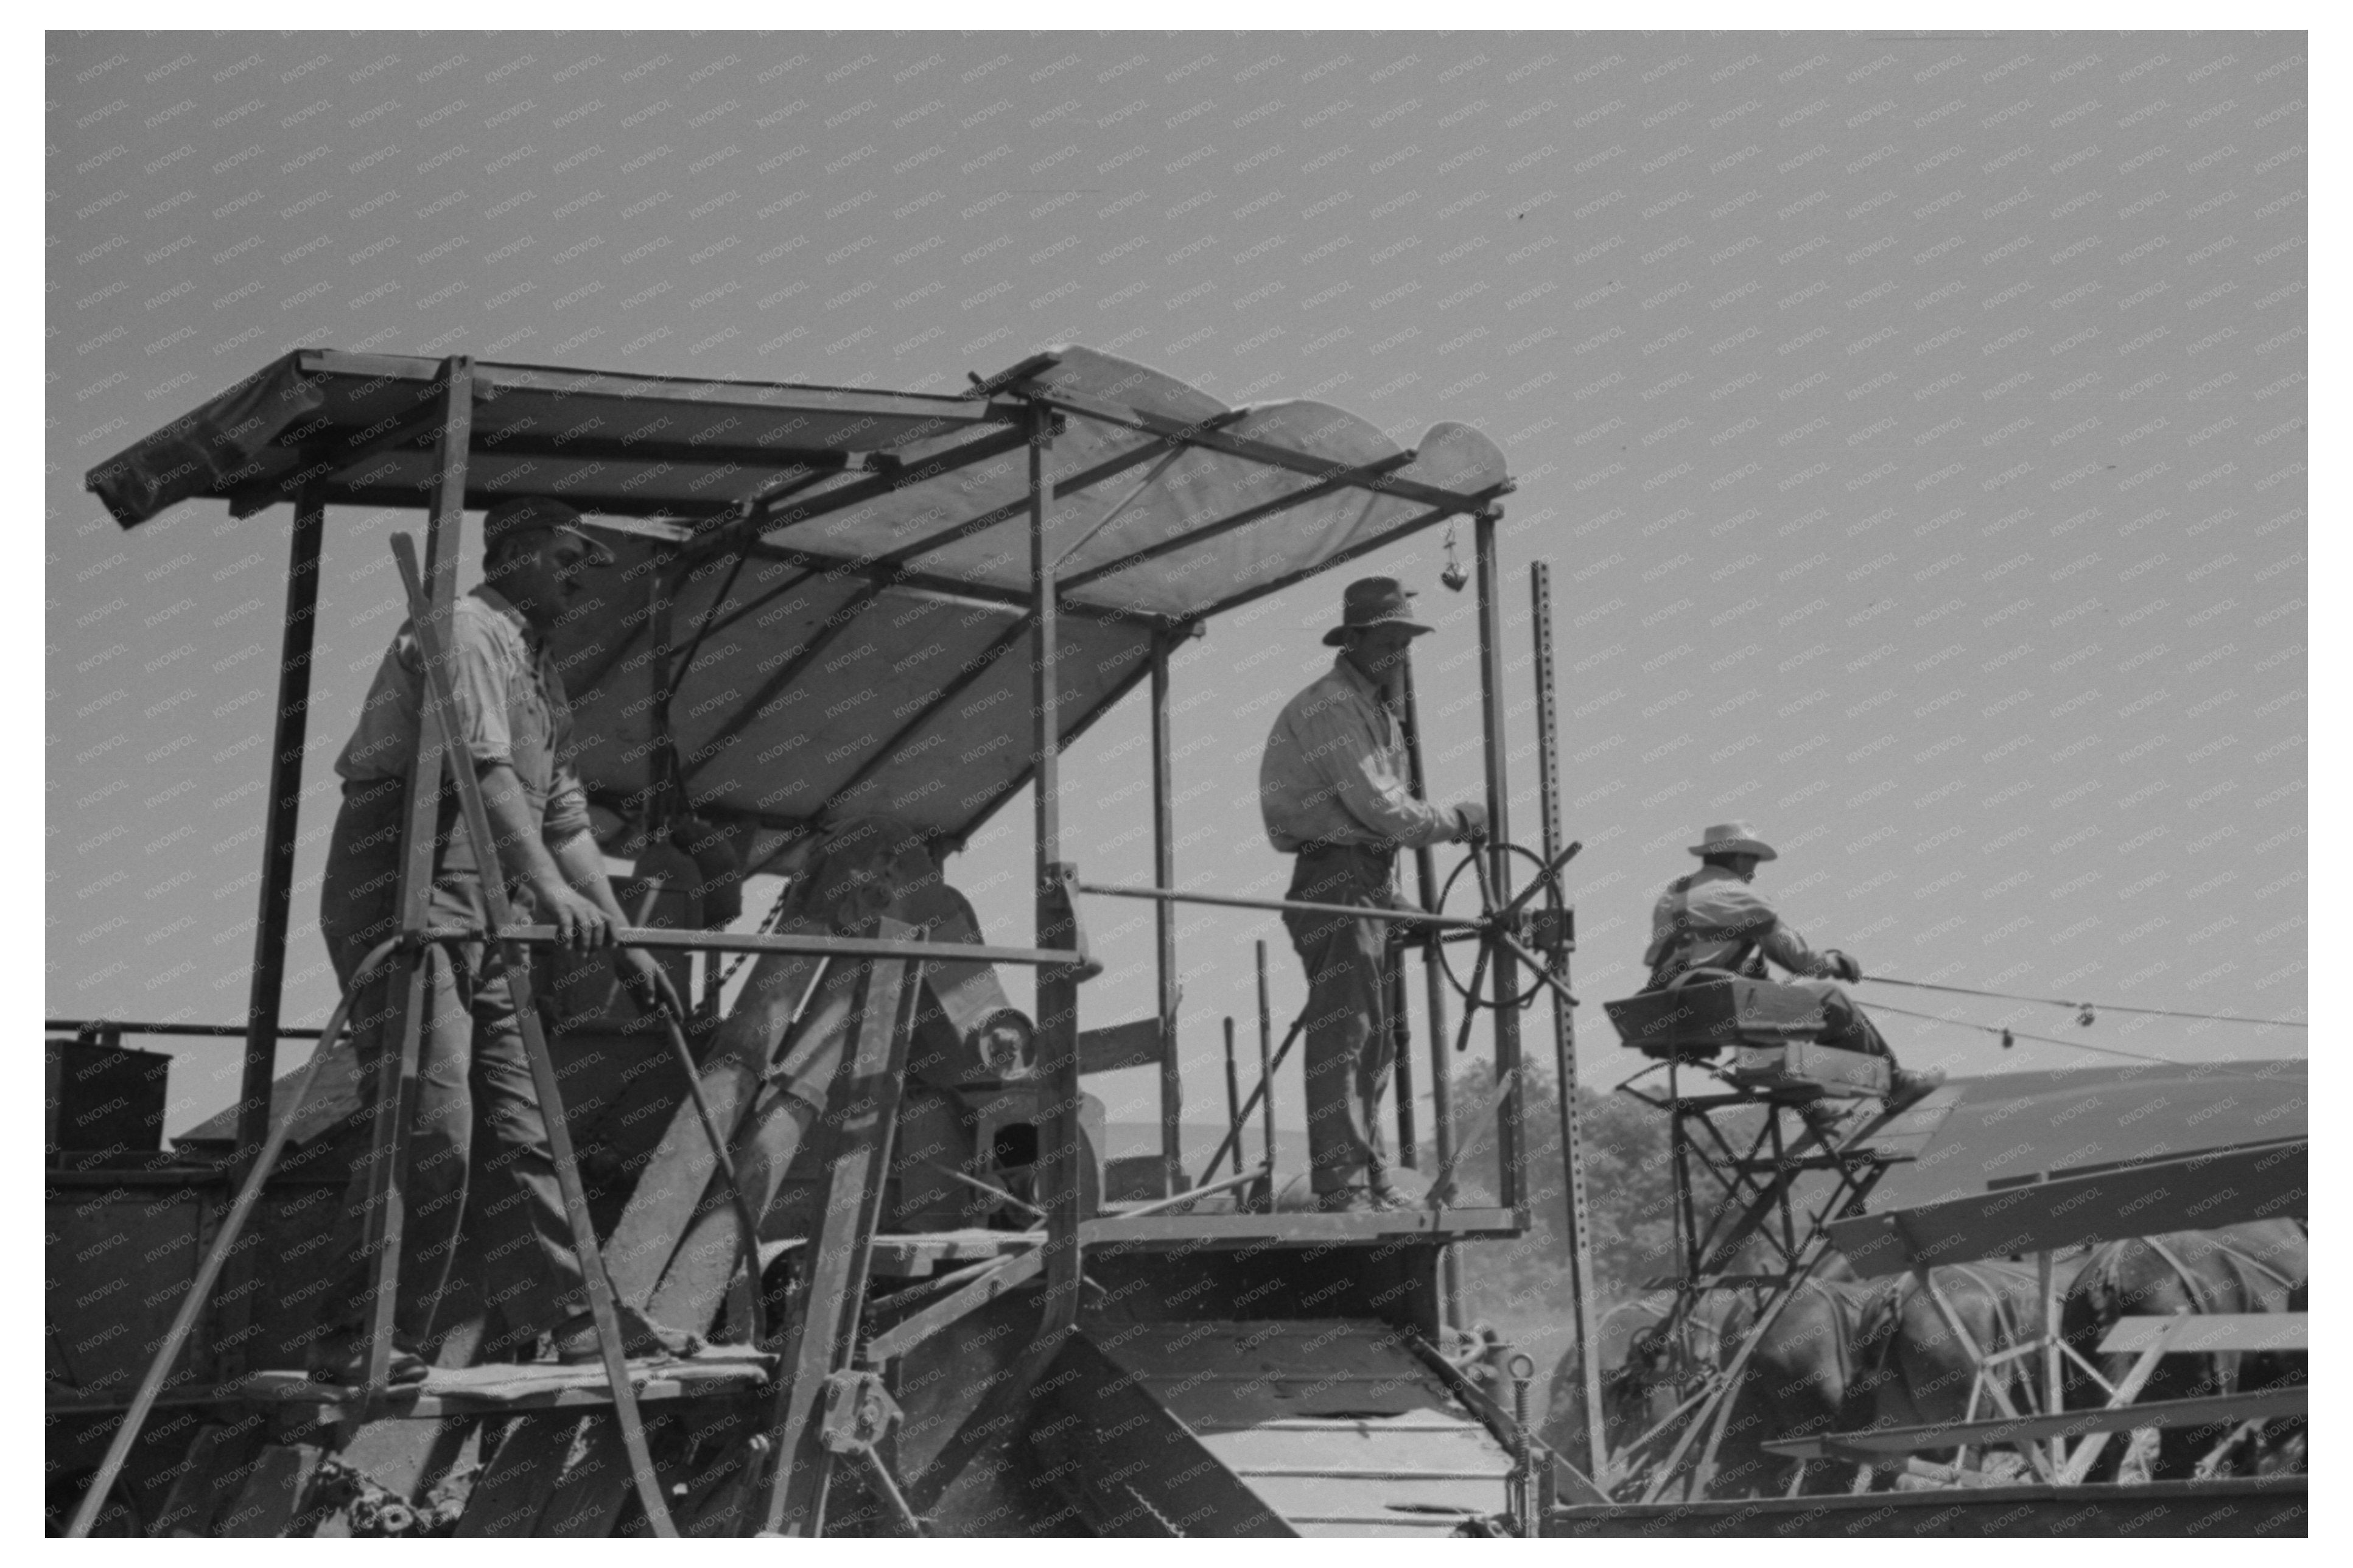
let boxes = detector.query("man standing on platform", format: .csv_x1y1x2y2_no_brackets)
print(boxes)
311,496,693,1383
1260,578,1488,1214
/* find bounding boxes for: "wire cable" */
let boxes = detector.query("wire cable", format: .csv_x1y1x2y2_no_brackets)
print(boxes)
1861,974,2306,1029
1867,999,2302,1082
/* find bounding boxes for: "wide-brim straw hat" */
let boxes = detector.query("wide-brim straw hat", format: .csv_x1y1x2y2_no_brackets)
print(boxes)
1322,575,1435,646
1688,821,1778,861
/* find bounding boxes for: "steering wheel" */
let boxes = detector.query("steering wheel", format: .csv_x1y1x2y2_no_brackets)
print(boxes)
1431,839,1576,1012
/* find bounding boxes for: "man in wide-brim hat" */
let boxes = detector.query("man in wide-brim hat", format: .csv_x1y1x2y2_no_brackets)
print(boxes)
1643,821,1941,1109
1258,577,1488,1214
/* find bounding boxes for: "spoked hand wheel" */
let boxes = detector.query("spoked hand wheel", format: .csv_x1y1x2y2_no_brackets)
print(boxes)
1434,839,1576,1011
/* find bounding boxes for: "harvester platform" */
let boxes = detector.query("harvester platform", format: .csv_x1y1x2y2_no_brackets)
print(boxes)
1038,1318,1518,1537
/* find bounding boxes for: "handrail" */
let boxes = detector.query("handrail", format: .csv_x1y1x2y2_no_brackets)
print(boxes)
47,1019,326,1040
1075,880,1486,931
416,924,1082,967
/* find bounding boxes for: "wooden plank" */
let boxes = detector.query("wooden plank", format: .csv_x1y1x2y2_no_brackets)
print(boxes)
1078,1017,1165,1075
1079,1207,1521,1247
1761,1386,2308,1461
2099,1312,2307,1355
1828,1138,2307,1276
242,1349,771,1417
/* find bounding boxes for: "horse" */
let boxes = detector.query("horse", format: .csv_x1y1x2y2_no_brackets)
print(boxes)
1710,1272,1903,1497
1876,1259,2072,1480
2060,1219,2307,1480
1541,1267,1902,1500
1540,1288,1751,1495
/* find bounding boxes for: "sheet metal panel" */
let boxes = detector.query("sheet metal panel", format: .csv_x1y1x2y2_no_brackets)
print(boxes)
1828,1136,2307,1276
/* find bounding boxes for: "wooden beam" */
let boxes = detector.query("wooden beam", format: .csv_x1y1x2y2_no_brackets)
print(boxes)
1760,1386,2308,1461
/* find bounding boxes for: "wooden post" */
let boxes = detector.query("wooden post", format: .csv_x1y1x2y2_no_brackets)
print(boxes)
1472,511,1524,1214
1530,558,1608,1479
1398,653,1462,1321
358,357,472,1397
1029,402,1083,1336
1150,628,1183,1195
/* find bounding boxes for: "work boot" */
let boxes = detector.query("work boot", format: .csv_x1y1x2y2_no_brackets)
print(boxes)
1884,1066,1948,1115
552,1303,704,1365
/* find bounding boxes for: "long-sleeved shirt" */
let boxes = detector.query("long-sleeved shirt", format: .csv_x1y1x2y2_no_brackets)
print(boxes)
1642,865,1838,987
1260,654,1459,853
334,584,593,877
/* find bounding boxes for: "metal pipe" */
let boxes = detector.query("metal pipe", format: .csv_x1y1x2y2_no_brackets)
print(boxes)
1150,629,1184,1197
1222,1017,1246,1184
47,1019,326,1040
1075,880,1484,929
1471,511,1525,1214
1399,653,1462,1322
412,925,1079,967
1196,1009,1306,1188
234,483,326,1179
1028,401,1084,1339
1255,942,1276,1199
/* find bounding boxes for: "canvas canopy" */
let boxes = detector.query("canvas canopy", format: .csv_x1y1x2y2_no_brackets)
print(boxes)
88,344,1511,863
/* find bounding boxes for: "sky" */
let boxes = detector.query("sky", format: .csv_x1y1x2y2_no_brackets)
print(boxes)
45,29,2306,1149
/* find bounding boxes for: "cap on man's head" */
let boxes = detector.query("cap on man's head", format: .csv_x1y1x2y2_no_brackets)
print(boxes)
482,495,614,567
1323,575,1436,646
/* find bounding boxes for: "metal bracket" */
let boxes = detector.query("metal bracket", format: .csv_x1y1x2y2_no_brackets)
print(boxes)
816,1371,925,1536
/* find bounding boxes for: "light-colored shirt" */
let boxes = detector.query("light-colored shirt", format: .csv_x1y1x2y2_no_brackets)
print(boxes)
335,585,593,869
1642,864,1836,985
1259,654,1458,853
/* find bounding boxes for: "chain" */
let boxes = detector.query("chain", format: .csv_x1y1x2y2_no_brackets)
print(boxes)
1120,1480,1184,1537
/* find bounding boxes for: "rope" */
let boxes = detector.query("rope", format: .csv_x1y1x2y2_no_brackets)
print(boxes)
1862,975,2306,1030
1865,1000,2298,1082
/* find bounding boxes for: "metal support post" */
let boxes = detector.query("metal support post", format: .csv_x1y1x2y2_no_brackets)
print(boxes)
1530,559,1607,1479
1149,629,1183,1195
1028,401,1083,1337
1471,512,1524,1214
1222,1017,1245,1183
220,481,326,1376
1255,943,1276,1189
234,482,326,1170
358,357,472,1399
1399,653,1462,1321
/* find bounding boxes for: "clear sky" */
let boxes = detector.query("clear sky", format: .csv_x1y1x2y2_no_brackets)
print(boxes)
47,30,2306,1143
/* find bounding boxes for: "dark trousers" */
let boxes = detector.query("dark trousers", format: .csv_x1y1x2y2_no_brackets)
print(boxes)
318,780,587,1351
1283,845,1401,1197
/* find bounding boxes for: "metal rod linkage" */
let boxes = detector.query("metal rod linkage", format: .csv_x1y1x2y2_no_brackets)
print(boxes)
1076,880,1484,930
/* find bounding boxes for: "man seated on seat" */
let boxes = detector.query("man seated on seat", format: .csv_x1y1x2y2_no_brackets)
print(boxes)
1643,821,1941,1109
